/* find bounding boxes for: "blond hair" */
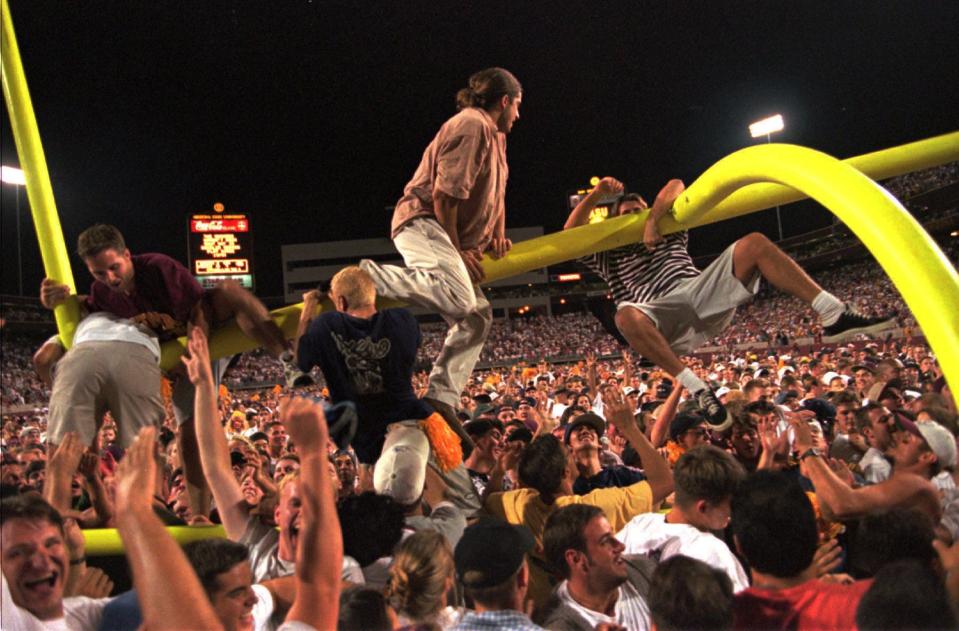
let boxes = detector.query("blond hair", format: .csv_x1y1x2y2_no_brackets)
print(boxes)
386,530,454,622
330,266,376,310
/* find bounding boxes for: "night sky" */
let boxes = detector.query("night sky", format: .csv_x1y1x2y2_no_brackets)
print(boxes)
2,1,957,300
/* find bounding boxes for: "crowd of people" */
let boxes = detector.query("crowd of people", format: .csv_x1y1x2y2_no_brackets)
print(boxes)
2,68,958,631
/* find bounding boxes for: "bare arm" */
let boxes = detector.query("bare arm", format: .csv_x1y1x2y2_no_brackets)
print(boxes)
649,383,683,448
181,327,249,540
32,337,64,387
78,452,114,526
115,427,224,631
293,289,321,364
606,387,673,505
435,190,485,283
43,432,85,513
564,177,623,230
280,397,341,630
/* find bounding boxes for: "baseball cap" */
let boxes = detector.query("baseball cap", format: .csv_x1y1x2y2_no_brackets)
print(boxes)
373,424,429,506
715,386,731,399
471,403,499,421
563,412,605,444
464,418,504,438
894,414,957,469
455,519,535,588
669,411,706,441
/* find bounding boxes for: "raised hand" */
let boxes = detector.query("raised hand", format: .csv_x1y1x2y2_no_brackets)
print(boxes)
279,396,329,456
180,327,213,386
603,387,635,434
115,426,158,513
49,432,86,478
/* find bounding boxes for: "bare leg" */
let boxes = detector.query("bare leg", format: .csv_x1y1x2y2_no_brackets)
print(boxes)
206,280,288,358
614,307,686,377
732,232,822,303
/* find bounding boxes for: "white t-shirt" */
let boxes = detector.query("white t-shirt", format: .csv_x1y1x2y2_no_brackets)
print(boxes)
73,312,161,361
0,576,109,631
617,512,750,592
556,578,651,631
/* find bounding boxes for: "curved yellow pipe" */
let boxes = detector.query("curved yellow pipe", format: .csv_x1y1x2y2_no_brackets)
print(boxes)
83,525,227,556
1,0,80,347
675,144,959,406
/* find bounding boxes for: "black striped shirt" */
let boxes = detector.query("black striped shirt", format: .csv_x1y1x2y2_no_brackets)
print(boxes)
581,231,701,305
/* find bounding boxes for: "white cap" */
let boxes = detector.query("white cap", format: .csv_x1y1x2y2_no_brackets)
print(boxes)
374,424,430,505
716,387,731,399
822,371,843,386
778,366,796,380
916,420,958,469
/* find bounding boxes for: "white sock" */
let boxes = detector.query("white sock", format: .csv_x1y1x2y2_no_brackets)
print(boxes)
676,368,709,394
811,291,845,326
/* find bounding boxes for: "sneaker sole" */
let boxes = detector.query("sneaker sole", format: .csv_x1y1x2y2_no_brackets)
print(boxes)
822,318,896,344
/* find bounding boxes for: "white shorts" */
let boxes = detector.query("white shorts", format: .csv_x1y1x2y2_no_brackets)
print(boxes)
617,240,760,356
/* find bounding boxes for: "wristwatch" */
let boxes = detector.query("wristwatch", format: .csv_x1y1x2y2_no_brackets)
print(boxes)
799,447,823,461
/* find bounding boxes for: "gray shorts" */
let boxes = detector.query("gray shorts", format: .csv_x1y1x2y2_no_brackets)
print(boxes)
47,341,164,448
617,240,760,356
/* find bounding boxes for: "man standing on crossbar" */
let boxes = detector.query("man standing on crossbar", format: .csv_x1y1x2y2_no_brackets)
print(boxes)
359,68,523,449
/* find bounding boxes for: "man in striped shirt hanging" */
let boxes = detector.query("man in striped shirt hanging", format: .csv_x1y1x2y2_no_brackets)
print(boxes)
565,176,894,428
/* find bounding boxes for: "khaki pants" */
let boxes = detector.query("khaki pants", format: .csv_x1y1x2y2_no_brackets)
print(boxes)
360,218,492,408
47,341,164,448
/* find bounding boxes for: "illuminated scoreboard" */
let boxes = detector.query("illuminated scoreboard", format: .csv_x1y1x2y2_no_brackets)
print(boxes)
188,212,255,290
567,178,624,224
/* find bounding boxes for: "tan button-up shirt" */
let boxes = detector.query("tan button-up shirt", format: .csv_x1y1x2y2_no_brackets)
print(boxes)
391,107,508,252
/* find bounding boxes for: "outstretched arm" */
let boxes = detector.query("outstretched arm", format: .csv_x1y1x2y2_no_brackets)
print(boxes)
605,387,673,505
181,327,248,539
115,427,223,630
564,177,624,230
280,397,341,630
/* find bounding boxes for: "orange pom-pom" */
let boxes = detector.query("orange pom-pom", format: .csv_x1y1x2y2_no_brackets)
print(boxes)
418,413,463,473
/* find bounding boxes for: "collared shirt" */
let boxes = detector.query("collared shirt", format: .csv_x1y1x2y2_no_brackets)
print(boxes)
451,610,544,631
556,579,651,631
391,107,508,253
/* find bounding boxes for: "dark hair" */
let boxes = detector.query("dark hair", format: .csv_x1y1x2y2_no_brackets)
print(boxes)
620,193,644,204
831,390,860,408
543,504,603,579
743,400,776,417
518,435,567,498
248,432,268,443
77,224,126,259
855,560,956,630
731,471,817,578
0,494,63,534
465,564,523,609
674,446,746,508
455,67,521,111
338,587,392,631
649,555,733,631
182,538,250,596
337,492,406,567
850,508,937,578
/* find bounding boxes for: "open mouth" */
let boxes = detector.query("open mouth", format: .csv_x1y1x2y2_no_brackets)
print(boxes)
24,572,59,595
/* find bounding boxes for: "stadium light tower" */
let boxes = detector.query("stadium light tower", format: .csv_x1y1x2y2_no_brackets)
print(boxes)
749,114,785,241
1,166,26,296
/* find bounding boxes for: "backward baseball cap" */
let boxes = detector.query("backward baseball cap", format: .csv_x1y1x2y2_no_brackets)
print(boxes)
373,423,429,505
454,518,535,588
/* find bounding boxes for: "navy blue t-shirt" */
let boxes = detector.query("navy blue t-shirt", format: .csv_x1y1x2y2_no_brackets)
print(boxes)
297,308,432,463
573,464,646,495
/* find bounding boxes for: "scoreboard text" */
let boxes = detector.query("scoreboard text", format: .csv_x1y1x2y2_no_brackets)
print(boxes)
188,212,255,290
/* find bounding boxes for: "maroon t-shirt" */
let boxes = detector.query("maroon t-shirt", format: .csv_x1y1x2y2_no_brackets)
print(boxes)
84,253,203,328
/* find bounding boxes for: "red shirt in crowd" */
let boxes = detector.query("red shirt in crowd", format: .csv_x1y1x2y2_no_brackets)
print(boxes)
733,578,873,630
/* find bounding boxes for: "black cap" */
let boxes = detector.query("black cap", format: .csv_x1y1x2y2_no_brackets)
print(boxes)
464,418,505,438
563,412,605,444
454,519,535,588
669,411,705,441
506,427,534,444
